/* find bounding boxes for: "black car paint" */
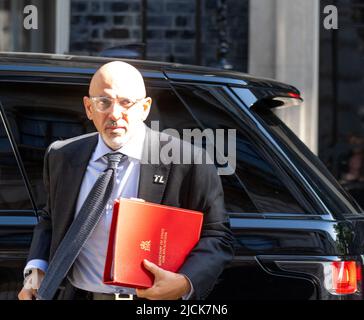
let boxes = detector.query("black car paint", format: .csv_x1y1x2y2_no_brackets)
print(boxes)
0,53,363,300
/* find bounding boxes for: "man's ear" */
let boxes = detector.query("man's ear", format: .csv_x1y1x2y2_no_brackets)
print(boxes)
141,97,152,121
83,96,93,120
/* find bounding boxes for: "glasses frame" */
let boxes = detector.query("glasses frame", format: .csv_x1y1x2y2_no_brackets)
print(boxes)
89,96,145,113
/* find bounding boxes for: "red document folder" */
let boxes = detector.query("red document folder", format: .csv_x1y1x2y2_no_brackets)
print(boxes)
103,198,203,289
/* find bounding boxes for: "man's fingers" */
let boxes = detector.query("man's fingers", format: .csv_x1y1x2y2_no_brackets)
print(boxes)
18,288,36,300
143,259,162,276
136,288,159,300
135,288,145,298
137,261,179,300
135,288,153,299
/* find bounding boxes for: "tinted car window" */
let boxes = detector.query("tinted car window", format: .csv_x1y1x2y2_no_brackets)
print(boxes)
1,82,95,209
0,109,32,210
254,106,363,215
171,83,306,214
143,80,257,213
0,79,305,214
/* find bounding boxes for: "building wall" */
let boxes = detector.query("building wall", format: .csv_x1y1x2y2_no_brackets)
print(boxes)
0,1,11,51
69,0,249,71
319,0,364,197
249,0,320,153
0,0,56,53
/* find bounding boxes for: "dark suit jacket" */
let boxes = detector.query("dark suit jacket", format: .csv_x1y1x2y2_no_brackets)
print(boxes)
27,127,234,299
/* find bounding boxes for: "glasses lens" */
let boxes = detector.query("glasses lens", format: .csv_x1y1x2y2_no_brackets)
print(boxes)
92,97,141,112
118,98,134,108
95,97,112,111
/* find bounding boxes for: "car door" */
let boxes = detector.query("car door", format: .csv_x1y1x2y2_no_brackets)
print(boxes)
0,75,95,299
0,101,37,299
157,81,323,299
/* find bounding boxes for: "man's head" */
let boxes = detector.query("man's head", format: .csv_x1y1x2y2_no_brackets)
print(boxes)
83,61,152,150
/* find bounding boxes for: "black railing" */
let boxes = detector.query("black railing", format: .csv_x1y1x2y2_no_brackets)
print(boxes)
216,0,232,69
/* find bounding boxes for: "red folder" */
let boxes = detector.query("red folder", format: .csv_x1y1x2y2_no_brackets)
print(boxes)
103,198,203,289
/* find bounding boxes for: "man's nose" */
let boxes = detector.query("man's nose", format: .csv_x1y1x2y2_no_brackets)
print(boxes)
108,103,125,120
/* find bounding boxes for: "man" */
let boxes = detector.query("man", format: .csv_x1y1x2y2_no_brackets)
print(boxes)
18,61,234,300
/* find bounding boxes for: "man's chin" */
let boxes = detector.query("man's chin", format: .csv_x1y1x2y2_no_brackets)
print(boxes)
102,132,130,150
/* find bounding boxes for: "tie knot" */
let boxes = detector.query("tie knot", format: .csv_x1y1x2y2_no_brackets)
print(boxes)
105,153,127,170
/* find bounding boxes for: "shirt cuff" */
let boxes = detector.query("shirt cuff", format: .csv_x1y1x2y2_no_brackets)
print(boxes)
24,259,48,278
180,274,194,300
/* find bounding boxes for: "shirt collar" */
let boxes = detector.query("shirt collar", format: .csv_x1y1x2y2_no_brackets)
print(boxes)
91,122,146,162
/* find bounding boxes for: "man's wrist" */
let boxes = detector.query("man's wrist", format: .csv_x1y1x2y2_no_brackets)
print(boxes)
23,268,45,290
178,273,193,299
181,274,191,293
24,269,33,278
24,259,48,278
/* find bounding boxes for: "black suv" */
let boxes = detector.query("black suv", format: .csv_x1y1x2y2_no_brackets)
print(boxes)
0,53,363,300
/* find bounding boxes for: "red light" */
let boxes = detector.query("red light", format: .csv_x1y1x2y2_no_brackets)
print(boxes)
332,261,359,294
356,263,362,282
288,92,301,99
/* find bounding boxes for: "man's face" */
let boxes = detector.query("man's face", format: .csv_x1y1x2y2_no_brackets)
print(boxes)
83,65,151,150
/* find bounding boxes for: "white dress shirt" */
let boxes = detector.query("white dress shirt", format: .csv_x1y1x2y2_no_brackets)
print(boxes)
68,125,146,294
25,123,193,298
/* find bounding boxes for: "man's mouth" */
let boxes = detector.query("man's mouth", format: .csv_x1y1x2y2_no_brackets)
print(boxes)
107,125,125,129
107,126,126,131
106,122,127,131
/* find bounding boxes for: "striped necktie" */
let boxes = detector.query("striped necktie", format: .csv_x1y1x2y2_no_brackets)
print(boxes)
37,152,127,300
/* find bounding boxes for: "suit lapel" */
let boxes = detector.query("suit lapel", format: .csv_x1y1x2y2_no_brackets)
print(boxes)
56,133,98,235
57,128,172,238
138,127,172,203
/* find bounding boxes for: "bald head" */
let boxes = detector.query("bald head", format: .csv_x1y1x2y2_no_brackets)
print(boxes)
89,61,146,99
84,61,152,150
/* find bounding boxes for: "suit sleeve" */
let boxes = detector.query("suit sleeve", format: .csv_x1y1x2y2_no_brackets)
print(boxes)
178,160,235,300
26,143,56,263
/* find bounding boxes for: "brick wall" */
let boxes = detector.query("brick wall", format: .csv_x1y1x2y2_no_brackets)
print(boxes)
70,0,248,72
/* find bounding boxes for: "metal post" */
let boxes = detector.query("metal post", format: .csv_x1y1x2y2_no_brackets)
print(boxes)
216,0,232,69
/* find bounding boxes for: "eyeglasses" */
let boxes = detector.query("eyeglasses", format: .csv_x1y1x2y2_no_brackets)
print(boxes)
89,96,144,113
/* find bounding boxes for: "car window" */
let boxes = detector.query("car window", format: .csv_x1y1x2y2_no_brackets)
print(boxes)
1,82,95,209
170,83,307,214
0,107,33,210
0,80,305,214
254,106,363,215
144,80,258,213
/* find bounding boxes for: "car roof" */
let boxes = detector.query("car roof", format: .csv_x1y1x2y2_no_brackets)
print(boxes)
0,52,299,93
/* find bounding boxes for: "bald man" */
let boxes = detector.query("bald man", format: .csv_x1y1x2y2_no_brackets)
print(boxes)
18,61,234,300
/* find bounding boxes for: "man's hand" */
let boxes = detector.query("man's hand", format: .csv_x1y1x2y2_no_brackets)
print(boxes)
136,259,191,300
18,269,45,300
18,287,38,300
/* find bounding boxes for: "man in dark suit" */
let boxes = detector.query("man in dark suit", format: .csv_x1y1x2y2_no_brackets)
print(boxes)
18,61,234,300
